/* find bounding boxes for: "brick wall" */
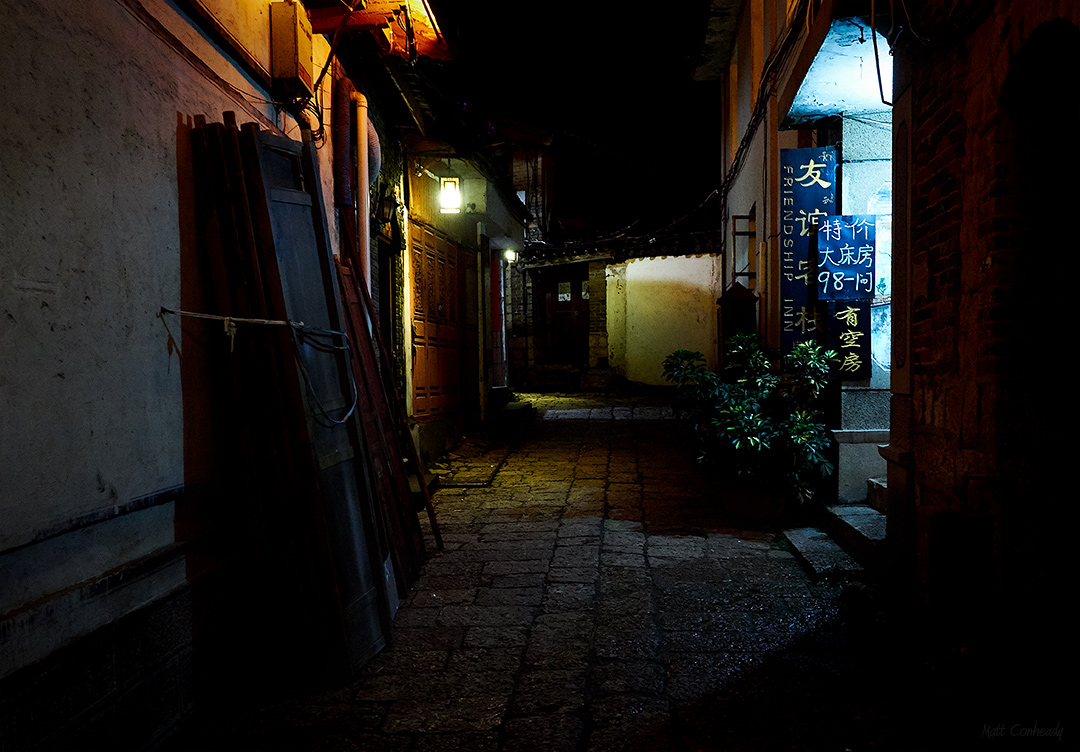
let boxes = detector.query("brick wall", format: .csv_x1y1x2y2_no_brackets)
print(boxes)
0,584,194,749
507,261,613,390
513,149,547,243
582,261,611,390
894,0,1078,624
506,263,531,389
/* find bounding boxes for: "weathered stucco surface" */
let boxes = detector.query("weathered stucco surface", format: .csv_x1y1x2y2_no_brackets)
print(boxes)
609,255,722,385
0,0,332,685
3,0,187,550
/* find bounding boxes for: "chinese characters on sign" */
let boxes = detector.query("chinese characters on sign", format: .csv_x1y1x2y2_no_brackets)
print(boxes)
780,147,836,353
817,215,876,300
818,214,876,380
830,302,872,380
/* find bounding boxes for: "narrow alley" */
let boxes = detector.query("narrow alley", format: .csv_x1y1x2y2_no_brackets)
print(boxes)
6,3,1079,749
169,393,1025,752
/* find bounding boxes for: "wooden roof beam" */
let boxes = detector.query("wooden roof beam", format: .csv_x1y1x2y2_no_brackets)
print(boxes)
308,2,450,60
309,7,390,34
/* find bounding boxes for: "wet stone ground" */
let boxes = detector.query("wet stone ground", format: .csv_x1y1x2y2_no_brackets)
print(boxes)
173,393,1067,752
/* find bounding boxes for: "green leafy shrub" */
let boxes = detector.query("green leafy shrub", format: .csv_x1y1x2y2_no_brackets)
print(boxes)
662,335,838,502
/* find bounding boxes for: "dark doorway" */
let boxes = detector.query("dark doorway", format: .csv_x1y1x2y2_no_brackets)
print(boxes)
534,264,589,366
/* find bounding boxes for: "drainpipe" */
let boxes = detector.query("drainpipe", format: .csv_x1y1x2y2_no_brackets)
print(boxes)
333,77,382,291
355,92,370,290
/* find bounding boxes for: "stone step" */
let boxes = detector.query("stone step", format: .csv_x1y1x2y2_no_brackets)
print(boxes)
783,527,865,581
866,476,887,513
821,503,887,571
498,401,535,433
502,400,535,421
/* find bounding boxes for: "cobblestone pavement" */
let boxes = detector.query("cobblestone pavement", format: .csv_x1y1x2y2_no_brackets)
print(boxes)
426,392,675,487
174,393,1057,752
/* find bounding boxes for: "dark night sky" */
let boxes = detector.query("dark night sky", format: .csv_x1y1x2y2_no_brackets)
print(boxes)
428,0,724,234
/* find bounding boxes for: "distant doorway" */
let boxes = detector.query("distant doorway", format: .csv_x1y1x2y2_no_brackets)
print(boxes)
534,264,589,366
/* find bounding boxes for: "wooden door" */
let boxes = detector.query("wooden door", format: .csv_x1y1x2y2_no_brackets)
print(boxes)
239,123,391,676
411,226,462,419
537,265,589,365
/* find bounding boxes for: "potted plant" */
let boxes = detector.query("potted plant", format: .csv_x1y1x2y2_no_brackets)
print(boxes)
662,335,837,526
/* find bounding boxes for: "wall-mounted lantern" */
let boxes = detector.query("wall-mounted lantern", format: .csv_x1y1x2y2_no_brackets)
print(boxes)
503,249,517,263
440,177,461,214
375,186,398,225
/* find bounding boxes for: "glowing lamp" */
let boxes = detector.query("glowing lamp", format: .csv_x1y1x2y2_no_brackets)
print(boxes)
504,249,517,263
375,188,398,225
440,177,461,214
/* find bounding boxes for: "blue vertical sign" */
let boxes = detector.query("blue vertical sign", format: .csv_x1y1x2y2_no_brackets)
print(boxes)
818,214,876,380
817,215,876,301
780,147,836,353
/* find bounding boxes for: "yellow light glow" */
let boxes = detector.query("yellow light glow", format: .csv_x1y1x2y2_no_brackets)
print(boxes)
504,249,517,263
440,177,461,214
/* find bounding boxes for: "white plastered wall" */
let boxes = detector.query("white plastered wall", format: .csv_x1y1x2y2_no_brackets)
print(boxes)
0,0,335,677
607,255,722,386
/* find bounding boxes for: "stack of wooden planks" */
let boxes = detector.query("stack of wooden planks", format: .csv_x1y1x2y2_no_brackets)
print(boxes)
187,112,432,682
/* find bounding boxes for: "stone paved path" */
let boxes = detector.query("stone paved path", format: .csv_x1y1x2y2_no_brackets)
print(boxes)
175,394,1016,751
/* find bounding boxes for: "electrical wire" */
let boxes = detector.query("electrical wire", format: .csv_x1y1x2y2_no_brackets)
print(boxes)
522,0,813,261
313,1,356,95
160,306,358,426
870,0,893,106
898,0,932,45
842,113,892,130
209,3,356,143
709,0,809,239
219,77,290,108
287,1,357,147
289,326,358,427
